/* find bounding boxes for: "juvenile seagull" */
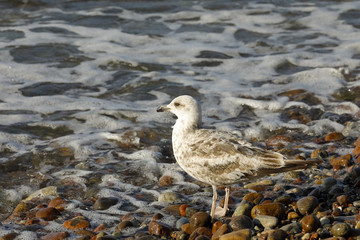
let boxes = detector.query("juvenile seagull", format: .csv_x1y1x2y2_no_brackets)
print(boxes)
157,95,320,218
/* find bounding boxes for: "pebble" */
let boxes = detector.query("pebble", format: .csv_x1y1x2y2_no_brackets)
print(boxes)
325,132,345,142
93,197,118,210
189,212,211,232
232,202,253,217
63,216,91,230
148,221,172,237
311,149,328,159
212,223,230,240
280,222,302,234
115,220,133,232
158,175,174,187
331,223,351,237
266,229,287,240
296,196,319,215
219,229,251,240
25,186,58,201
40,232,69,240
180,204,190,217
242,192,263,204
330,154,353,168
176,217,190,229
229,215,253,230
189,227,212,240
254,215,278,229
301,214,320,233
163,204,181,216
251,203,285,219
171,231,188,240
288,212,300,220
35,207,61,221
321,177,337,191
158,192,180,203
244,179,274,189
48,197,67,211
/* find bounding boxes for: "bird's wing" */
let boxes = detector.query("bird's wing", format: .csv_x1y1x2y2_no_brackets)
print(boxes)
188,129,285,178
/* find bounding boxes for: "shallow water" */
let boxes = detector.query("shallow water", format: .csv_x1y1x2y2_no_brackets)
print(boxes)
0,0,360,237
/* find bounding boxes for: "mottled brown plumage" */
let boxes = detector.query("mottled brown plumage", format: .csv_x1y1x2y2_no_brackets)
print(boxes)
157,95,321,218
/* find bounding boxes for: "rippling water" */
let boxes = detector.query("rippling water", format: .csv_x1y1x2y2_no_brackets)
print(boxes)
0,0,360,236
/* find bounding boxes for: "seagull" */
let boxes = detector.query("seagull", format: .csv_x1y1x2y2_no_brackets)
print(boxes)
157,95,321,218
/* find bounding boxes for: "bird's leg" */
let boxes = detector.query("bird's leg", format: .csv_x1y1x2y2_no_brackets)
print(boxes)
210,185,218,219
214,187,230,218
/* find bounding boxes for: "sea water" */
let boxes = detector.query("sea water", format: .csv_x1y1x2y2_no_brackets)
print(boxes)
0,0,360,236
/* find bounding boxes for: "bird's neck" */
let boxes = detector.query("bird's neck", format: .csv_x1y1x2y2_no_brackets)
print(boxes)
173,116,201,134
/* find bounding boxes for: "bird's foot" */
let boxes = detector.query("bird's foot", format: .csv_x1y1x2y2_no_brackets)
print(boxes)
213,206,228,218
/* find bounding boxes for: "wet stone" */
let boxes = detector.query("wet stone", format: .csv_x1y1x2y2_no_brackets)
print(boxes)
251,203,285,219
163,204,181,216
93,197,118,210
189,227,212,240
48,197,66,211
229,215,253,230
212,223,230,240
219,229,251,240
280,222,301,234
301,214,320,233
115,220,133,232
148,221,172,237
321,177,337,191
176,217,190,229
254,215,278,229
196,50,233,59
158,175,174,187
190,212,212,232
233,202,253,217
331,222,351,237
296,196,319,215
179,204,190,217
35,207,61,221
63,216,91,230
242,192,263,204
158,192,180,203
267,229,287,240
41,232,69,240
324,132,345,142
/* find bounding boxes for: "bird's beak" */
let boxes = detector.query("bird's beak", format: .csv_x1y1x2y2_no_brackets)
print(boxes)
156,105,170,112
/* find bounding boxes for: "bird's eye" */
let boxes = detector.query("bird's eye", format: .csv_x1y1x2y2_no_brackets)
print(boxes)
174,102,180,107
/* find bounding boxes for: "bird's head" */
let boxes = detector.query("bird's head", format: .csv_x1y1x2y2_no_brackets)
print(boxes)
157,95,202,129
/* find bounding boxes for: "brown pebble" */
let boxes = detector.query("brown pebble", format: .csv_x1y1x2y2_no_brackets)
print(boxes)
212,223,230,240
13,201,34,213
93,223,107,232
251,203,285,219
212,221,224,234
219,229,251,240
63,216,91,230
163,204,181,216
247,185,266,192
35,207,61,221
330,154,353,167
311,149,328,159
0,232,17,240
242,192,263,204
296,196,319,215
152,213,164,220
148,221,172,237
302,214,320,233
115,220,133,232
265,135,293,148
229,215,253,230
74,230,96,238
189,227,212,240
181,223,192,235
40,232,69,240
48,197,66,211
336,195,347,207
180,204,190,217
158,175,174,187
122,213,137,222
325,132,344,142
190,212,211,232
354,137,360,147
287,212,299,220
